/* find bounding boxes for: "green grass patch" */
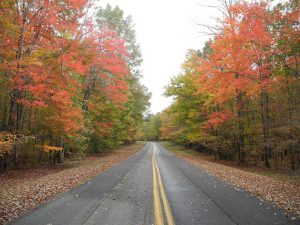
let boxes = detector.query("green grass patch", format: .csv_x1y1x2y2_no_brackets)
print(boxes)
160,141,200,157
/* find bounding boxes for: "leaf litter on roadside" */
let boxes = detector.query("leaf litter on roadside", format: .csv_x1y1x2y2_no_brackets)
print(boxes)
175,153,300,218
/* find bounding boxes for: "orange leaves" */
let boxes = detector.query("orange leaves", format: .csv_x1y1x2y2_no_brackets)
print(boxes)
0,140,13,157
195,1,278,105
83,29,130,112
169,0,299,152
202,111,233,129
0,0,136,148
48,89,83,135
94,121,114,137
35,145,63,153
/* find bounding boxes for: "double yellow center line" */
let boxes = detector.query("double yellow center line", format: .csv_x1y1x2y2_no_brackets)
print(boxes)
152,144,175,225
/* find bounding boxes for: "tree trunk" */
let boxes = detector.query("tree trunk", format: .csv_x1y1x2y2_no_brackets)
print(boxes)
12,142,18,166
52,151,56,164
236,89,245,164
1,96,9,130
0,152,8,172
286,77,298,170
8,90,19,132
82,72,97,113
290,149,295,170
39,150,43,162
58,150,64,163
0,156,3,173
261,88,271,168
8,4,26,132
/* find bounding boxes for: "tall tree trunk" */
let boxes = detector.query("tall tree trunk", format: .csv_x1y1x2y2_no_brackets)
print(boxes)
236,90,245,164
1,96,9,130
17,103,25,131
235,73,245,164
290,149,295,170
12,142,18,165
58,150,64,163
8,2,26,132
8,90,20,132
261,88,271,168
286,76,297,170
0,156,3,173
57,138,64,163
82,71,97,113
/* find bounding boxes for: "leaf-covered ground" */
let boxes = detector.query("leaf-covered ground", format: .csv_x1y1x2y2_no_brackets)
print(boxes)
0,142,144,225
162,142,300,218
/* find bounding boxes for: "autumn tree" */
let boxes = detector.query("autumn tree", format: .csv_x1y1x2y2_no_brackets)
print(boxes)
160,0,300,169
142,113,162,141
0,1,150,168
96,5,151,145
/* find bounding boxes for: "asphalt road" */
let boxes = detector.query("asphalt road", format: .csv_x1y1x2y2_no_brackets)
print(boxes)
11,142,299,225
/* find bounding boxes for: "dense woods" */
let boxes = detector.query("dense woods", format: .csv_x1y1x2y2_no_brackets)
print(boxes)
0,1,299,224
0,0,299,172
0,1,150,170
157,0,300,170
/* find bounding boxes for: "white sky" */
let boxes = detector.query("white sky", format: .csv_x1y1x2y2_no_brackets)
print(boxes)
97,0,220,113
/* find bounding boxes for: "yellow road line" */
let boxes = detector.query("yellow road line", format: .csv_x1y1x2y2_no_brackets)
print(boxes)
152,144,176,225
152,148,164,225
154,154,176,225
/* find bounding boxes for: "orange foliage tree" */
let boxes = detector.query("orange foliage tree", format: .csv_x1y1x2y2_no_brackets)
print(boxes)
0,1,149,167
161,0,300,169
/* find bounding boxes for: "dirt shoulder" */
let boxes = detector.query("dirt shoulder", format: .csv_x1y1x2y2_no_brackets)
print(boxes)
161,142,300,218
0,142,145,225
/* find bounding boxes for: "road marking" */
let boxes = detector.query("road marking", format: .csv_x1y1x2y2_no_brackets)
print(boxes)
154,152,176,225
152,148,164,225
152,144,176,225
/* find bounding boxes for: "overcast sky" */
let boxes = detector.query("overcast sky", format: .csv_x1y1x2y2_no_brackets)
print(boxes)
97,0,220,113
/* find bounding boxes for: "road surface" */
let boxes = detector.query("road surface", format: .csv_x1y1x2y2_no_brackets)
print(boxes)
11,142,299,225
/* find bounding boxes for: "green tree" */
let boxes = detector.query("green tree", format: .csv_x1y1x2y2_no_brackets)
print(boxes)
143,113,162,141
96,4,151,145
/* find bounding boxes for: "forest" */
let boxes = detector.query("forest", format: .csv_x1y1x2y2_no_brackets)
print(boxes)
0,1,300,224
147,0,300,170
0,0,299,173
0,1,151,171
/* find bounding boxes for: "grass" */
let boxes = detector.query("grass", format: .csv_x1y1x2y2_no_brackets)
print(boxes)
160,141,200,157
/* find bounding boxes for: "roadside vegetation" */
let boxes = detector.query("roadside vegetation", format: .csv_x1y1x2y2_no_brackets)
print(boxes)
146,0,300,216
0,2,150,172
148,0,300,171
0,0,299,223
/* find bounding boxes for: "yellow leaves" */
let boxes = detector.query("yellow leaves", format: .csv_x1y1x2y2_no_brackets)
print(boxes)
0,140,13,157
0,132,15,157
187,133,202,142
35,145,63,153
